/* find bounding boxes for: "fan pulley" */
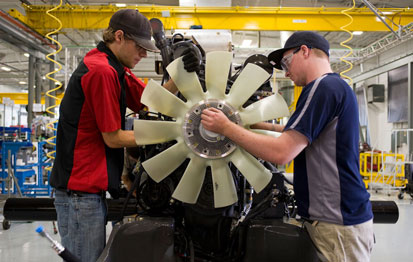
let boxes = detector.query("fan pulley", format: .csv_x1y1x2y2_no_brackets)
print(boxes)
182,99,241,159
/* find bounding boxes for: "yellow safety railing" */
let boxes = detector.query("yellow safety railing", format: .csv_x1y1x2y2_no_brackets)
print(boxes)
360,152,407,188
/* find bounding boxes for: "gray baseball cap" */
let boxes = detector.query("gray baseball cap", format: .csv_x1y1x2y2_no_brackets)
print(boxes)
109,9,159,53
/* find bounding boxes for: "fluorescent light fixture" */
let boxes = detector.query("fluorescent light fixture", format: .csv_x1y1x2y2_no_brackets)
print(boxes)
1,66,11,71
241,39,252,47
353,31,363,35
19,81,27,85
23,53,30,57
115,3,127,7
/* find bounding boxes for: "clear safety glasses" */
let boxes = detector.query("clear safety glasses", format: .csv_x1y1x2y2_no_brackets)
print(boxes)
280,47,301,72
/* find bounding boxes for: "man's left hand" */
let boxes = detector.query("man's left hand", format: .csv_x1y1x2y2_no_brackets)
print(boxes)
182,48,201,73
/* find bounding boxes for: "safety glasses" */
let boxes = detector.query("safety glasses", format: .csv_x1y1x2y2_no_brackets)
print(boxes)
124,34,147,56
280,47,301,72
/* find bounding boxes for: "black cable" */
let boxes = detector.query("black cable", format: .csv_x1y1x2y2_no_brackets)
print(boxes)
117,167,144,224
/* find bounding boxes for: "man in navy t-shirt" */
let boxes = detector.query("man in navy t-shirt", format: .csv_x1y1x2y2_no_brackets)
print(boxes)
201,31,374,262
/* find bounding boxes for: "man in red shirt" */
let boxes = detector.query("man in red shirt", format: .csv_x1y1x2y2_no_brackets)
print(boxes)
50,9,199,262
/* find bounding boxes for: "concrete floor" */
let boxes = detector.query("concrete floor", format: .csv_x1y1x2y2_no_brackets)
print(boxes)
0,192,412,262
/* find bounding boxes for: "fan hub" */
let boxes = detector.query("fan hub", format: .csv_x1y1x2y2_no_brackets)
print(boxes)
183,99,242,159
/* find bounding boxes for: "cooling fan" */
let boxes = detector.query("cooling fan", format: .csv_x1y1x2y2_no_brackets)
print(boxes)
134,51,289,208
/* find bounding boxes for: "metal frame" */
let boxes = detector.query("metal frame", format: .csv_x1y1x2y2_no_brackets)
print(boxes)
8,5,413,32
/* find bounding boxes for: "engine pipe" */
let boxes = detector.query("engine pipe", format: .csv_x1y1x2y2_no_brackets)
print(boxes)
371,200,399,224
3,197,138,221
3,198,398,224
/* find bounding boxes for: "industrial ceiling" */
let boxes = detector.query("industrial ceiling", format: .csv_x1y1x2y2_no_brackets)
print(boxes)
0,0,412,92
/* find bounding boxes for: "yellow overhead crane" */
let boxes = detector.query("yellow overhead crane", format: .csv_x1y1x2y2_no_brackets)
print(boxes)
8,5,413,34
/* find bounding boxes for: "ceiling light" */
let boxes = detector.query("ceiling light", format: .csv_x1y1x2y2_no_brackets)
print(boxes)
23,53,30,57
19,81,26,85
115,3,126,7
1,66,11,71
241,39,252,47
353,31,363,35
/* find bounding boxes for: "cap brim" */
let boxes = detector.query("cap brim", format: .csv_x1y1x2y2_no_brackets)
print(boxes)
131,36,160,53
268,48,288,70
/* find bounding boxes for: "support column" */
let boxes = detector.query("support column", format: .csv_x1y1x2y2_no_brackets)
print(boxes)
35,58,42,104
408,62,413,158
28,54,35,129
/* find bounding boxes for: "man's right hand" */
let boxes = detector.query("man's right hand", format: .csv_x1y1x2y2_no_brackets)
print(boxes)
201,107,232,135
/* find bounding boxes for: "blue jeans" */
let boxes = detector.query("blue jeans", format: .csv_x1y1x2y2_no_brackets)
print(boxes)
54,189,107,262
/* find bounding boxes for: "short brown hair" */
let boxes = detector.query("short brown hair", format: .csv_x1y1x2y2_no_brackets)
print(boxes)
102,27,136,44
102,27,116,43
312,48,329,59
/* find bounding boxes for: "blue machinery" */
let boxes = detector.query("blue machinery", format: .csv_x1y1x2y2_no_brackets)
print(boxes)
0,127,52,196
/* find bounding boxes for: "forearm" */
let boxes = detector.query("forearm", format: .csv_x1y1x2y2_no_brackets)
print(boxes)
163,79,178,94
201,108,306,164
250,122,285,132
222,122,292,164
102,129,137,148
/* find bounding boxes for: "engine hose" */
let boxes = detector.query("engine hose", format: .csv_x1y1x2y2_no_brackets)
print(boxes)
263,161,293,185
339,0,356,87
44,0,64,172
240,192,274,226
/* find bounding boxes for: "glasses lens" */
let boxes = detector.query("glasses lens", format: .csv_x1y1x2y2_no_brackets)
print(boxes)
281,60,288,72
281,53,292,72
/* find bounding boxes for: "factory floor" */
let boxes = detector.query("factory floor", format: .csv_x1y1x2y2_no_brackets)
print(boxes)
0,191,412,262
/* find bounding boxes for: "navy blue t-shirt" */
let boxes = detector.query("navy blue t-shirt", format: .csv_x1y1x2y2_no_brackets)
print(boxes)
284,73,373,225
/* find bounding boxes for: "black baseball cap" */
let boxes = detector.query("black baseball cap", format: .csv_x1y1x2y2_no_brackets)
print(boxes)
109,9,159,53
268,31,330,70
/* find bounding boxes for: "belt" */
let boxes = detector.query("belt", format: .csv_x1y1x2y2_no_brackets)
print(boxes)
67,190,106,198
302,217,319,227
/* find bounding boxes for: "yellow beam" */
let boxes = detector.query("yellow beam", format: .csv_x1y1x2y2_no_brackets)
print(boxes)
8,5,413,34
0,93,63,105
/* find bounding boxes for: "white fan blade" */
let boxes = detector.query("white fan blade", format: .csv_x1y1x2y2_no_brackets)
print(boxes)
210,160,238,208
134,120,181,145
142,79,189,118
226,63,270,109
142,141,188,183
172,155,206,204
239,94,290,125
205,51,233,99
229,148,272,193
167,57,205,103
250,129,282,139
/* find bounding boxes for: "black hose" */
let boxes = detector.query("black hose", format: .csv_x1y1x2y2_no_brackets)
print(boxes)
59,249,81,262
